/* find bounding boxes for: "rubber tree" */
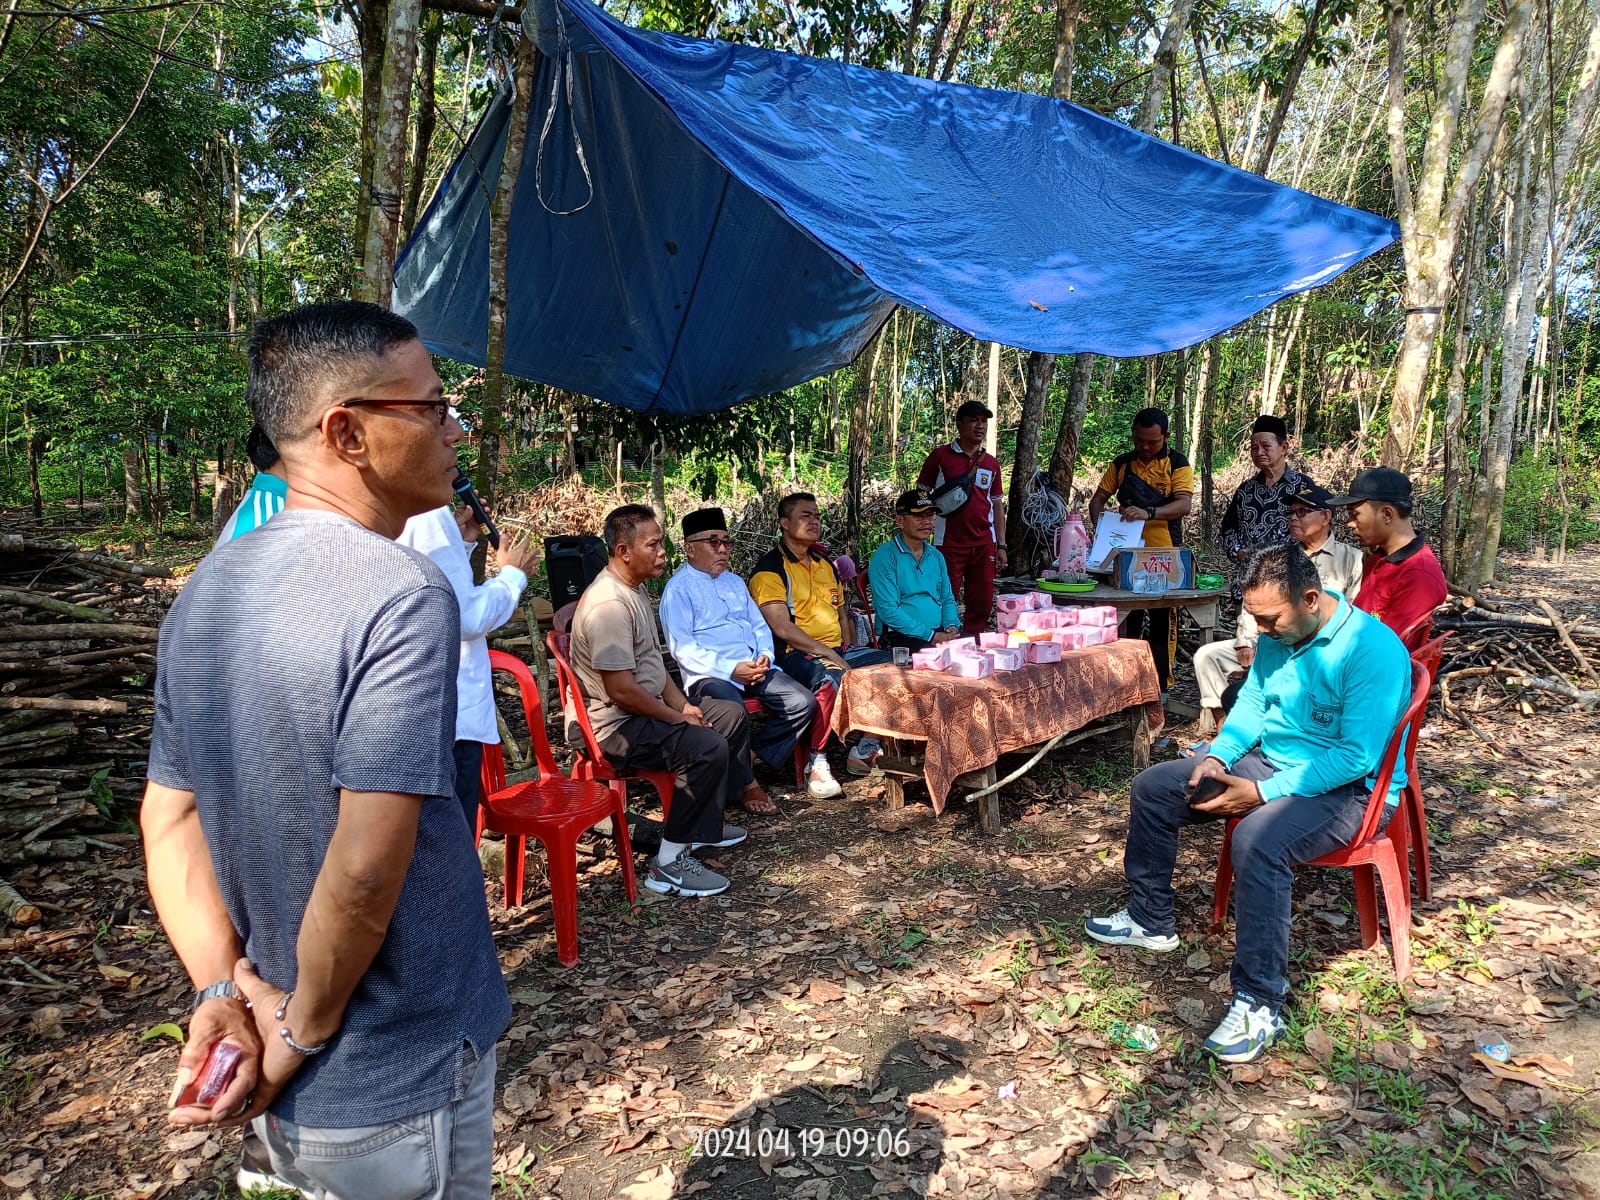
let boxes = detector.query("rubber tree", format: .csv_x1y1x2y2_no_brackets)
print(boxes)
1380,0,1533,469
358,0,423,306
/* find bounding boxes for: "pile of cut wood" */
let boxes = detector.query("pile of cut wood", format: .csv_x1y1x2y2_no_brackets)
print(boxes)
0,531,174,924
1434,591,1600,736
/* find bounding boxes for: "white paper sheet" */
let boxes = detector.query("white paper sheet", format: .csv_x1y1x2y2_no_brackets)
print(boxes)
1088,512,1144,570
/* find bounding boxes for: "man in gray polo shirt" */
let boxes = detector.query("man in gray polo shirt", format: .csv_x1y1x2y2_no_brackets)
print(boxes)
142,301,510,1198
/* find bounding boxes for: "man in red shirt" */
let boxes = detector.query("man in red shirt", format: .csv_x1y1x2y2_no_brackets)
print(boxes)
916,400,1008,634
1327,467,1447,650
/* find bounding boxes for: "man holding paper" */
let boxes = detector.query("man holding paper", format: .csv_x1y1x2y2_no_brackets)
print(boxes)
1088,407,1193,691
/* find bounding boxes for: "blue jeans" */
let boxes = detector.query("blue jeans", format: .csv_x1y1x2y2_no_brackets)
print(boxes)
690,668,819,771
254,1042,498,1199
1122,751,1366,1011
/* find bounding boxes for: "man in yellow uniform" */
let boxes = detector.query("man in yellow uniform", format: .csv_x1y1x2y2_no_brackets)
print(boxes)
750,493,892,775
1089,407,1194,694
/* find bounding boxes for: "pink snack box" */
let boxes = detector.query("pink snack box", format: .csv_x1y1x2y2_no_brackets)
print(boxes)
995,595,1031,615
912,646,951,670
996,611,1020,633
1053,607,1081,625
1080,605,1120,627
977,632,1009,648
990,647,1025,671
1016,611,1056,632
1051,628,1092,650
948,652,994,679
947,636,978,654
1027,592,1057,611
1024,640,1063,664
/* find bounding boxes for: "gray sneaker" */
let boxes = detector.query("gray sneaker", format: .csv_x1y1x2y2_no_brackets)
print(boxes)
646,852,731,897
691,824,747,850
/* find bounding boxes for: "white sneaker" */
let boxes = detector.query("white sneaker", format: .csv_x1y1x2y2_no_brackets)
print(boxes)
1083,907,1180,952
808,757,843,798
1202,992,1286,1063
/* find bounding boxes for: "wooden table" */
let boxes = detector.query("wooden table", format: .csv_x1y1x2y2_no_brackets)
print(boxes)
831,639,1164,833
1045,583,1225,642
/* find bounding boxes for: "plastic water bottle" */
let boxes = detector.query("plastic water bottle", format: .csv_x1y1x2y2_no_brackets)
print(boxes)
1131,568,1152,594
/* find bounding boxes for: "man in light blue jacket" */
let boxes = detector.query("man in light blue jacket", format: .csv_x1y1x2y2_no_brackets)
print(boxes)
1087,541,1410,1065
868,488,962,652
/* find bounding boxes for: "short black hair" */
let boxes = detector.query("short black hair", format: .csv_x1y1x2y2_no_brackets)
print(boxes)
1390,500,1414,520
1241,541,1321,603
603,504,657,555
246,301,420,445
244,424,279,472
1132,407,1169,435
778,492,817,522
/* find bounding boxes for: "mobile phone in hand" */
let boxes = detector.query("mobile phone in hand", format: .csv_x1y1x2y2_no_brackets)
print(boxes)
1188,776,1227,807
174,1041,243,1109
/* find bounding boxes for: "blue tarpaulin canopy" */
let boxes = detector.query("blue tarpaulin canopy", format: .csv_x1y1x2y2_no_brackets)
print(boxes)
393,0,1397,416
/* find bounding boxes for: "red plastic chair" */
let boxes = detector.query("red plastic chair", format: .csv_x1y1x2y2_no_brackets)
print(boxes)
1211,659,1430,984
852,569,879,650
1399,631,1453,901
546,631,676,823
739,693,811,785
1397,611,1435,653
476,651,636,968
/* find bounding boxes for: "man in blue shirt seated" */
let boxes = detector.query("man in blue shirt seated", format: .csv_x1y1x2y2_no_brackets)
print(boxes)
868,488,962,652
1086,541,1411,1065
661,508,840,802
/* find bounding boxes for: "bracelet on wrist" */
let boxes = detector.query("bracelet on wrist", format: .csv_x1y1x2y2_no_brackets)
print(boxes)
274,991,331,1057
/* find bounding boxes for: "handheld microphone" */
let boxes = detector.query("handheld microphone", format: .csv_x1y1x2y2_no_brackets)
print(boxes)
451,464,501,550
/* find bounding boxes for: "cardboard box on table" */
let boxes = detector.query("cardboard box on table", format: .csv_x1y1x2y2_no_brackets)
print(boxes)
1109,547,1195,591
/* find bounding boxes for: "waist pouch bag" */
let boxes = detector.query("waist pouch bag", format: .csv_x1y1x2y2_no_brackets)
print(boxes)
1116,467,1183,546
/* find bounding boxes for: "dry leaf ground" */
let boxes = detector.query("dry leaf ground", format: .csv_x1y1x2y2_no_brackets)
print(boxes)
2,550,1598,1200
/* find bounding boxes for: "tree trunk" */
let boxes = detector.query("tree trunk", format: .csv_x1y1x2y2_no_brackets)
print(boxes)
358,0,422,306
1047,352,1096,500
479,40,540,513
353,0,389,286
122,444,142,521
1136,0,1198,135
1381,0,1533,467
1007,349,1056,561
843,329,887,561
1248,0,1328,176
400,12,441,244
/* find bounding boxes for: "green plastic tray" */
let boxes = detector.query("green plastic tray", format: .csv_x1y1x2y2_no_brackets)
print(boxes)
1035,578,1098,594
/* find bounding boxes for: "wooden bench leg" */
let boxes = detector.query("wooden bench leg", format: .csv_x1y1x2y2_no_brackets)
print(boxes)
885,775,906,810
1128,705,1151,771
975,765,1001,835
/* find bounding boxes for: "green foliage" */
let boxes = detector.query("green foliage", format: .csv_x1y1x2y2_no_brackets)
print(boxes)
1498,448,1600,554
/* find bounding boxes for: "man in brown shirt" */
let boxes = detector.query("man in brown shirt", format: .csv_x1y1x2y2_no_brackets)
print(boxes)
567,504,751,897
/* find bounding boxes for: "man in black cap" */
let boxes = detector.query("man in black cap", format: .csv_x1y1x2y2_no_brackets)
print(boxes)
1328,468,1447,650
916,399,1008,634
661,508,840,802
1193,481,1364,725
868,489,962,651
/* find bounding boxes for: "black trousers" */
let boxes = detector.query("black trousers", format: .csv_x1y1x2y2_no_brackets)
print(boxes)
880,628,933,653
1131,607,1172,689
453,739,484,836
597,697,750,844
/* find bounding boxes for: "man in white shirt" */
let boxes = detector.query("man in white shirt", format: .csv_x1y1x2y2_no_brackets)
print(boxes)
398,504,539,831
1193,481,1363,726
661,509,836,802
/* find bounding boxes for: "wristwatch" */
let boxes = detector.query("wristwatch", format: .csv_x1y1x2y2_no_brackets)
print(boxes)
193,980,246,1010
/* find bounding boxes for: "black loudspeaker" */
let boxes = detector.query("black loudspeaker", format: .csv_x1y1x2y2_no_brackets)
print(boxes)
545,535,608,606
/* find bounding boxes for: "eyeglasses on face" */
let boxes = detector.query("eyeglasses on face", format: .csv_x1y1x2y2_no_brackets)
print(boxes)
337,398,456,426
689,536,735,549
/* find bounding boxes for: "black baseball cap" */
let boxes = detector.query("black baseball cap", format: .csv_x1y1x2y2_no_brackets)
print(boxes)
1287,481,1335,511
894,487,937,515
955,400,993,420
1326,467,1413,507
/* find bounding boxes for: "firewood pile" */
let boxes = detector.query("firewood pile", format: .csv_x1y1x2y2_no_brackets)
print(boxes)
0,530,174,924
1433,591,1600,736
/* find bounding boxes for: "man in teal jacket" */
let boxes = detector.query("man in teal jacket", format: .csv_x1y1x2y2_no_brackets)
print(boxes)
868,489,962,652
1086,541,1410,1065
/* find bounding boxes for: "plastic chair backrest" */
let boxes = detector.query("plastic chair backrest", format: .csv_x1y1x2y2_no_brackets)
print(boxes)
1410,630,1451,690
1349,659,1431,846
486,650,560,781
854,568,877,646
1397,611,1435,653
545,631,611,767
552,601,578,634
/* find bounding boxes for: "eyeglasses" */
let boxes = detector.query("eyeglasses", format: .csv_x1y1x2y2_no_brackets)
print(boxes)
337,398,455,426
689,536,735,549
